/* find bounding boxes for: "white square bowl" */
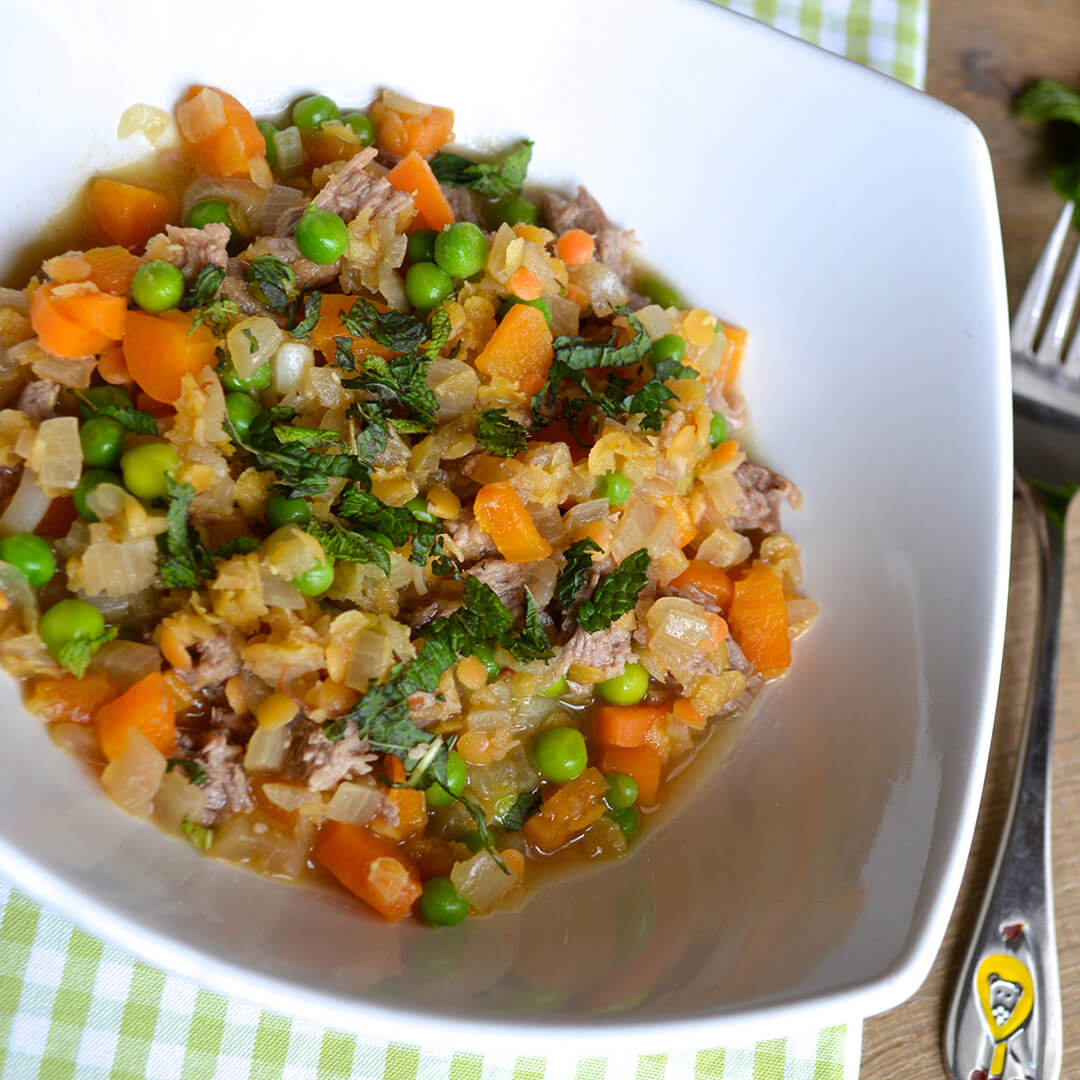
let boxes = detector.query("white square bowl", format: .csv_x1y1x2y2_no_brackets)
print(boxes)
0,0,1010,1050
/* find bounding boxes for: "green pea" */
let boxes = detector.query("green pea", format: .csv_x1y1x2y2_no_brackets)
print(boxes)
265,493,310,530
541,675,568,698
405,262,454,311
596,662,650,706
532,726,587,783
497,195,538,227
434,222,489,279
471,642,500,683
73,469,121,522
79,417,125,468
0,534,55,588
406,229,438,264
341,112,376,145
405,495,436,524
502,296,552,325
131,260,185,313
255,122,279,171
217,357,272,395
425,750,467,808
637,271,681,310
184,198,232,231
651,333,686,366
597,470,632,506
603,772,639,811
293,559,334,597
291,93,340,134
224,394,260,442
709,411,728,448
419,876,469,927
608,805,641,841
77,386,132,419
39,599,105,662
121,442,180,501
294,207,349,264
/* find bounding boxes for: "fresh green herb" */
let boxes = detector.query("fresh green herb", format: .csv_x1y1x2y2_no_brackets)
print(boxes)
430,140,533,199
340,297,428,354
180,264,225,311
616,350,698,432
242,328,258,353
554,538,602,608
577,548,651,633
180,817,214,852
305,518,390,576
352,402,389,465
454,793,510,873
167,759,209,787
212,536,260,559
273,424,344,448
246,256,298,313
158,477,215,589
55,626,118,678
502,589,553,662
289,290,322,338
70,391,158,437
333,336,356,371
476,408,528,458
497,789,542,831
337,485,448,566
342,354,438,430
1015,79,1080,125
425,306,452,359
190,297,241,336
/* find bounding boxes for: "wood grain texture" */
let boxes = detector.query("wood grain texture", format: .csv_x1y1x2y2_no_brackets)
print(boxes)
861,6,1080,1074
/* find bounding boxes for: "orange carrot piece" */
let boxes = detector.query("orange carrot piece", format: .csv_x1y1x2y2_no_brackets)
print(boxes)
89,179,172,249
83,246,144,295
97,344,132,386
727,564,791,678
385,151,455,231
672,699,706,731
181,86,266,179
671,560,735,613
314,821,422,921
31,284,127,359
507,266,543,301
371,100,454,158
94,672,175,762
555,229,595,266
564,282,589,309
123,310,217,403
473,303,553,396
720,323,747,395
27,672,117,725
309,294,395,364
383,754,407,784
370,788,428,842
600,745,663,806
473,482,553,564
711,440,741,468
593,704,668,748
523,768,608,853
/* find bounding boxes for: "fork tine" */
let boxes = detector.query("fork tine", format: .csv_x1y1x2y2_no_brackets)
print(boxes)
1034,213,1080,367
1013,200,1074,360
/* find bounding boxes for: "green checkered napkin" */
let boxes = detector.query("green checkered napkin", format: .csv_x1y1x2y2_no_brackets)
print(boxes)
0,4,925,1077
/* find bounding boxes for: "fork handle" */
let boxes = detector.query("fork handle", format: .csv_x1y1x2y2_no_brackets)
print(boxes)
943,482,1064,1080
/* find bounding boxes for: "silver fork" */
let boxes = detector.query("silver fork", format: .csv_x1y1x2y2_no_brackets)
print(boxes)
943,203,1080,1080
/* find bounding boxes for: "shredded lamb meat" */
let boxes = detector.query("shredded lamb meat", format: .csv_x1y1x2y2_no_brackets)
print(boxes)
163,223,230,276
541,185,638,290
466,559,529,620
441,185,482,225
551,622,633,681
176,633,241,691
408,675,461,726
244,236,340,290
446,514,497,564
311,147,413,223
191,732,254,825
16,378,60,422
287,718,375,791
726,462,800,535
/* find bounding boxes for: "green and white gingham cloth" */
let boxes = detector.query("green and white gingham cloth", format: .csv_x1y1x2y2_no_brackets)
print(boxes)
0,4,926,1077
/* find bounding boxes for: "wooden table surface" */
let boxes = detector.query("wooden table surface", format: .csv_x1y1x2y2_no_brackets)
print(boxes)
860,2,1080,1076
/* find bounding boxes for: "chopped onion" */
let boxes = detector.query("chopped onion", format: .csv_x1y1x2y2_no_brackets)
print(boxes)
345,628,394,691
153,769,209,830
611,498,675,564
117,104,172,144
0,286,29,311
695,527,751,569
450,850,519,913
263,782,322,813
635,304,673,340
50,722,104,765
0,560,38,630
227,317,283,379
213,814,315,880
0,469,49,537
176,89,226,141
545,293,580,337
102,729,166,818
326,781,382,825
262,524,322,579
182,176,267,236
84,481,129,522
381,89,431,117
257,184,307,235
701,468,743,516
570,262,628,316
92,640,161,686
467,746,538,808
29,417,82,491
31,353,96,389
260,571,306,610
562,498,610,534
786,597,819,637
244,723,291,771
273,126,304,175
427,359,479,418
77,534,158,598
521,557,558,609
270,340,314,394
647,597,721,656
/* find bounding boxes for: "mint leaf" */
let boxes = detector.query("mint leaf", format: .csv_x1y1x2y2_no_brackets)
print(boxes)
340,297,427,354
273,424,344,448
577,548,651,633
159,477,215,589
305,518,390,576
71,390,158,436
554,538,601,608
289,290,322,338
181,817,214,851
497,789,541,831
430,140,533,199
246,256,298,313
342,354,438,430
56,625,118,678
476,409,527,458
181,264,225,310
425,307,452,359
503,588,553,662
167,759,209,787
